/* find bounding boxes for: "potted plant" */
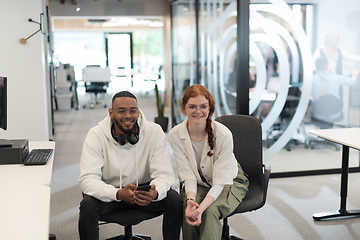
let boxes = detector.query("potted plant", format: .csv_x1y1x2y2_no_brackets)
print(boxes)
154,83,169,132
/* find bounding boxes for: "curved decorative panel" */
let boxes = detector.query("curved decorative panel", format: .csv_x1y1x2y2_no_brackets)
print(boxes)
172,0,312,161
216,0,312,161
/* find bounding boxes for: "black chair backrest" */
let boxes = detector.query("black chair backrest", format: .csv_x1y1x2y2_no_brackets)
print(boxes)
215,114,266,212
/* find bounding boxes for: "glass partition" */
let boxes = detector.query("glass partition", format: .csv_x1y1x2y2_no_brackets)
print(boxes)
171,0,197,125
170,0,360,176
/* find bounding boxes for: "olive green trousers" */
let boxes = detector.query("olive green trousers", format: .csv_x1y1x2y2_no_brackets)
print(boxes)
180,166,249,240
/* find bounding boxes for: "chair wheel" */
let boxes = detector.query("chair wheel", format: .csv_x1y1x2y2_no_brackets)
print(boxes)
90,104,95,109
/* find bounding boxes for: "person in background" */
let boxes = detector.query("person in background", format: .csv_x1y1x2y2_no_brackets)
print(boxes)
78,91,182,240
313,32,360,75
168,84,249,240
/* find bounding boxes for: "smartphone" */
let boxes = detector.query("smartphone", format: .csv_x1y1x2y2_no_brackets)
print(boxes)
137,185,151,191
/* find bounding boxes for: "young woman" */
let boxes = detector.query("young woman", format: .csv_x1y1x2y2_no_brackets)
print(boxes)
169,84,249,240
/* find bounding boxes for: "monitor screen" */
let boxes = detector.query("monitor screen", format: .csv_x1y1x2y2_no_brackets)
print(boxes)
0,76,7,131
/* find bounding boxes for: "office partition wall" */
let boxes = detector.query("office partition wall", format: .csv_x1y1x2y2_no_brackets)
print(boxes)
170,0,360,176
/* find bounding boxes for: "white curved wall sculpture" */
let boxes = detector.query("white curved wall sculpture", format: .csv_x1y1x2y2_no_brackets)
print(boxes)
214,0,312,161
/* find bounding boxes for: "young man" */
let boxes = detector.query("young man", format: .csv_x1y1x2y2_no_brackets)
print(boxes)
78,91,182,240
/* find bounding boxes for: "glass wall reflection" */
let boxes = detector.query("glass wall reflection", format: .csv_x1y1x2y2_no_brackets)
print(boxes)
171,0,360,174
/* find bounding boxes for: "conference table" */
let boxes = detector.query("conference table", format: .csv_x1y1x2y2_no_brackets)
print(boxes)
309,128,360,221
0,141,55,239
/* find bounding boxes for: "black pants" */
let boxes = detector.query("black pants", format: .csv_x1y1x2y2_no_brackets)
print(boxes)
78,189,182,240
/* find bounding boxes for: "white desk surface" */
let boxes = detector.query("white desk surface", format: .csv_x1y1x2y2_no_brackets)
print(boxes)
0,185,50,240
0,141,55,186
309,128,360,150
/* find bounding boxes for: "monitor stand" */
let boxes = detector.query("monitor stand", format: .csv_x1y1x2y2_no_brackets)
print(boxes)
0,139,12,148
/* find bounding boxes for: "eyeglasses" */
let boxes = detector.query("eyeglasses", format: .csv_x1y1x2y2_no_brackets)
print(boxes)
186,105,209,112
115,108,138,116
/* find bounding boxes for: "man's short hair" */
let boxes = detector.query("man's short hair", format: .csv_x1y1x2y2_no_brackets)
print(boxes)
112,91,137,104
315,57,328,71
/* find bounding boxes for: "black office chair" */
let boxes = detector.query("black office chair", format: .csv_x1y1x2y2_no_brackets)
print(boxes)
82,65,110,109
98,208,162,240
265,86,301,151
83,81,109,109
215,115,271,240
280,86,302,151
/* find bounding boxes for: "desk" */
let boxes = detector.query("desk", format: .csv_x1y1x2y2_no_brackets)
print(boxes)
0,141,55,186
309,128,360,220
115,69,161,87
0,185,50,240
0,141,55,240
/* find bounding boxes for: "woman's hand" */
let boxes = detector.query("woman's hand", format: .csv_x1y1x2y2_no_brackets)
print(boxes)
185,195,215,226
185,199,201,226
185,207,202,226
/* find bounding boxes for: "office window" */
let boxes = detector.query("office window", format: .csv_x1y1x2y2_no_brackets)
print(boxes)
53,31,106,80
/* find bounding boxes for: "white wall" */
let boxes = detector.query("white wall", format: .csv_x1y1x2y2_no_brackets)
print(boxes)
0,0,51,141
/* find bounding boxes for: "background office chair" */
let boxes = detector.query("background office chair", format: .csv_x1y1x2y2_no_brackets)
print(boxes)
83,81,109,109
82,66,110,109
265,86,301,151
98,207,162,240
215,115,271,240
304,95,342,150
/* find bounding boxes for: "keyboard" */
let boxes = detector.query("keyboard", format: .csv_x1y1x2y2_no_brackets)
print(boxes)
23,149,53,166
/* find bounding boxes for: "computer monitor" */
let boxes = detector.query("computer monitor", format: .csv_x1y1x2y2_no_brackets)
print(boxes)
0,76,7,131
0,76,11,147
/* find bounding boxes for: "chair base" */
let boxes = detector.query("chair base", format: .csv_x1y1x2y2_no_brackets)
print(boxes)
221,218,244,240
83,96,107,109
106,233,151,240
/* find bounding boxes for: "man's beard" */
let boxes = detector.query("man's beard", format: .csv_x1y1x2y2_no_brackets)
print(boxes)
114,118,135,135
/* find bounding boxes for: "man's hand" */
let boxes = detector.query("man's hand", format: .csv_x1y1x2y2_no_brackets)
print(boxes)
116,184,137,204
134,184,158,206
